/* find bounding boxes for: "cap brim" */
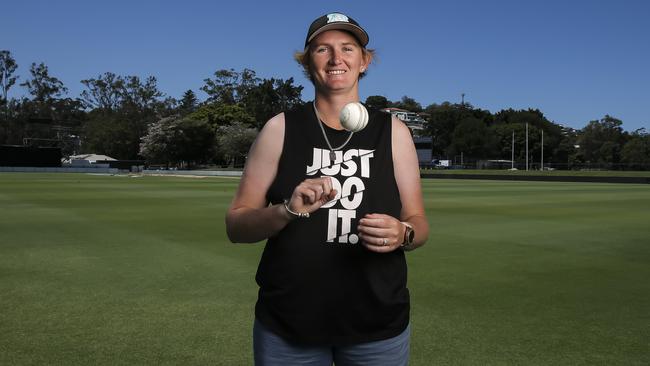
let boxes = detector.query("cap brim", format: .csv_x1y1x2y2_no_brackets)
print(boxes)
306,23,369,47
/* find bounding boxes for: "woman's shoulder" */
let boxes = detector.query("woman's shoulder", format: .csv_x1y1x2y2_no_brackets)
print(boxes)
254,113,286,150
386,114,416,149
264,112,286,130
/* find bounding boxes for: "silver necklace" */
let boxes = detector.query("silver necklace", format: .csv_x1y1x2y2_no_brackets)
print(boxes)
312,100,354,162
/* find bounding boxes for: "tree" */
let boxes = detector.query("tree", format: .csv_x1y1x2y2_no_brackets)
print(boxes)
121,75,163,112
424,102,474,157
272,77,304,114
448,116,496,160
216,121,258,167
80,72,125,111
0,50,19,143
490,122,526,161
201,68,303,127
0,50,19,114
621,129,650,170
577,115,627,168
80,72,167,159
20,62,68,104
7,62,83,148
201,68,252,105
491,108,566,168
82,112,134,159
365,95,389,110
139,116,174,165
494,108,544,126
391,96,422,112
174,118,216,166
238,78,277,127
178,89,198,115
140,116,215,168
189,103,255,128
157,96,178,118
17,62,69,134
236,68,260,103
554,127,579,169
240,77,303,127
81,73,166,115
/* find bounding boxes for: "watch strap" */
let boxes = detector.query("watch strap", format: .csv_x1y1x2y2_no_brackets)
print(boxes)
400,222,415,250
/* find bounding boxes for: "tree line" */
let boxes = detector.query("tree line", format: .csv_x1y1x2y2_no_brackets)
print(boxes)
1,50,648,170
0,50,303,168
367,95,649,170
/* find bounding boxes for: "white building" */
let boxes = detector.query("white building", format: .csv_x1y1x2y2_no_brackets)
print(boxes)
380,107,427,136
63,154,116,166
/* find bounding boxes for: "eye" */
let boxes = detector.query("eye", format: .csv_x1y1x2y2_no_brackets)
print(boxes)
315,46,328,53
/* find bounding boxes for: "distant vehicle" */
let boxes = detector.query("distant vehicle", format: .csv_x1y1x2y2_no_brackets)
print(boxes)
431,159,450,169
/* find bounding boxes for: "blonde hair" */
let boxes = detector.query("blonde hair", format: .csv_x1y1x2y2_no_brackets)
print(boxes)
294,46,376,84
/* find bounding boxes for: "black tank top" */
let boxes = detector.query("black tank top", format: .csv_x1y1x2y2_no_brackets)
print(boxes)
255,102,409,346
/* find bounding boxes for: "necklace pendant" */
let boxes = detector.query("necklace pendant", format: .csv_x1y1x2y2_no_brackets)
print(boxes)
329,150,336,162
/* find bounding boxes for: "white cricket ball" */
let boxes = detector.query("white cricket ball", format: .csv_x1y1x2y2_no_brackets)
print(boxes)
340,102,369,132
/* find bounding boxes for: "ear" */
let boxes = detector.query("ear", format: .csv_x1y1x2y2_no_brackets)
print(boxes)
361,50,373,71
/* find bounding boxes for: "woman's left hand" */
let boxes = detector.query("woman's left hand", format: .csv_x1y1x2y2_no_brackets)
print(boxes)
357,213,405,253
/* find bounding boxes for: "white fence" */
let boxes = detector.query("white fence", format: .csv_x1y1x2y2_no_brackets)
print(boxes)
0,166,119,174
0,167,243,177
142,169,242,177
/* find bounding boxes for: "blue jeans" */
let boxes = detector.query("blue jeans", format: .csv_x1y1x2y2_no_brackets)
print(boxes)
253,319,410,366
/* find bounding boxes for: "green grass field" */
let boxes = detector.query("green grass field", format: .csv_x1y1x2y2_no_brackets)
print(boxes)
1,173,648,365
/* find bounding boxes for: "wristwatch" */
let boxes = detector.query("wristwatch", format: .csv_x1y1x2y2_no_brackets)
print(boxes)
400,222,415,250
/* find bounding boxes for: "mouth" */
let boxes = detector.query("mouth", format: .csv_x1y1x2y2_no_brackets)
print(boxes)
326,70,346,75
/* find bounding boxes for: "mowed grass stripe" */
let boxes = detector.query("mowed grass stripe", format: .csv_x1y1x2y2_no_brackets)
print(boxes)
1,174,259,365
411,180,649,365
1,173,648,365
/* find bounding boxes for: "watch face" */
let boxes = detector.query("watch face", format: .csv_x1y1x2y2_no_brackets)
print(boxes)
407,228,415,244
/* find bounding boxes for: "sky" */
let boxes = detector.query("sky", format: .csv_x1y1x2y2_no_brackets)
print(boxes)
4,0,649,132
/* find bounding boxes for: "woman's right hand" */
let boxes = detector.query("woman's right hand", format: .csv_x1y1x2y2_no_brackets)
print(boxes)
286,177,338,215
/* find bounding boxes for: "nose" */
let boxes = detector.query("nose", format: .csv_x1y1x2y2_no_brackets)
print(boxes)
328,49,342,65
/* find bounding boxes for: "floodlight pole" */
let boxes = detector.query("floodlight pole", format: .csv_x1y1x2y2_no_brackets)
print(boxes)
511,130,514,169
542,130,544,171
526,123,529,171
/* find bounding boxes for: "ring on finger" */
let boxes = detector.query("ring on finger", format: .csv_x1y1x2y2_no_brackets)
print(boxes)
382,238,388,246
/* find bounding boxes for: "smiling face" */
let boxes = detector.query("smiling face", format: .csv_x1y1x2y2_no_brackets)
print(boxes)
307,30,371,96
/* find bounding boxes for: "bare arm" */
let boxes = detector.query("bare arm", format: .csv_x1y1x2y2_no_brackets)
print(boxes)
225,113,291,243
357,116,429,252
226,113,337,243
391,116,429,250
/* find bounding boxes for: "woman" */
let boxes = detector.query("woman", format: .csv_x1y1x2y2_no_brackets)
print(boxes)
226,12,429,365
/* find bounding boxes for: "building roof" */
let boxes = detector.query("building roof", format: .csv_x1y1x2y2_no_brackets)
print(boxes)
67,154,116,162
381,107,410,113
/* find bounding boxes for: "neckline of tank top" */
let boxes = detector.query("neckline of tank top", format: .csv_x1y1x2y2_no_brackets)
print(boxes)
312,101,354,153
